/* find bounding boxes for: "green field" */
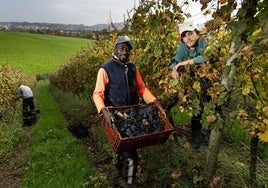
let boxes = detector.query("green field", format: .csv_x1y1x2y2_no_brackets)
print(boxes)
0,31,93,74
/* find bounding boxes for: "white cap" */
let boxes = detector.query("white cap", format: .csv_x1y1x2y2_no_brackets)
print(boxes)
115,36,134,49
179,21,196,35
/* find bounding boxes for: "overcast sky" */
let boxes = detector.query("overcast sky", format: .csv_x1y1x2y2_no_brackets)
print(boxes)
0,0,211,26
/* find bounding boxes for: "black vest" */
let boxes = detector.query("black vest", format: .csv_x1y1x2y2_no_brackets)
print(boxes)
101,59,139,106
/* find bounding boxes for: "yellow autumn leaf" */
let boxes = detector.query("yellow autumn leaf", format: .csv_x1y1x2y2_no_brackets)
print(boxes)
263,118,268,126
237,110,248,121
257,122,266,132
258,128,268,143
206,115,216,123
255,102,262,110
187,111,193,117
242,84,251,95
182,95,187,103
263,106,268,117
234,162,246,167
171,171,182,179
241,45,251,52
193,81,201,93
217,30,225,39
252,28,262,36
179,106,185,112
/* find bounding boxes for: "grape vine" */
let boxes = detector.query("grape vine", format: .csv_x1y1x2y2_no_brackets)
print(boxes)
48,0,268,143
0,65,37,120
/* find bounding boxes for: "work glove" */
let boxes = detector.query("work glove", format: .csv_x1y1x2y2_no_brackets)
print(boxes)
101,107,116,129
153,99,166,118
166,93,179,111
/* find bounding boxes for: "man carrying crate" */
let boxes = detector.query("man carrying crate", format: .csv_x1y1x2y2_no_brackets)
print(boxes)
93,36,166,187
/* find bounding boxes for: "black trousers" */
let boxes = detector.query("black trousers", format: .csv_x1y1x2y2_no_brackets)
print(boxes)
113,150,138,185
191,113,202,145
22,97,35,117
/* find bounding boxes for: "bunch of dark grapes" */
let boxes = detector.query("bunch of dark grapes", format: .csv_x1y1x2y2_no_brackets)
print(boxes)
112,105,165,138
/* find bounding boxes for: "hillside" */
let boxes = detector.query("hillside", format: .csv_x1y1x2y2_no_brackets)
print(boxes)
0,31,93,74
0,21,124,31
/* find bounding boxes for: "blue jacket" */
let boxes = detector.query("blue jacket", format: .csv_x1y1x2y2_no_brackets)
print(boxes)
170,35,209,69
101,59,139,106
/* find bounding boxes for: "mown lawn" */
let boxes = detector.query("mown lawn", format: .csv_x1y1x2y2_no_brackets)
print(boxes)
0,31,93,74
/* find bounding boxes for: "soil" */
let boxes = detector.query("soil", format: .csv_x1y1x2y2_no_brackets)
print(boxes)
0,126,32,188
0,115,108,188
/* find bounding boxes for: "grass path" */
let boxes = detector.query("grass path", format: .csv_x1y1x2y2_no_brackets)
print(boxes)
18,80,99,188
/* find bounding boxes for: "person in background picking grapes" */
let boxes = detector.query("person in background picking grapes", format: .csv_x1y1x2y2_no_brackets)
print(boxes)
93,35,166,187
169,21,211,151
16,84,36,118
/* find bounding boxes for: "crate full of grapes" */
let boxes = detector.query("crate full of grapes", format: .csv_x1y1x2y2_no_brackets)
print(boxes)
101,103,174,153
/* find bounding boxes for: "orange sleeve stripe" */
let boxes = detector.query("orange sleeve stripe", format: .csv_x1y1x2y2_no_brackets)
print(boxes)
93,68,108,113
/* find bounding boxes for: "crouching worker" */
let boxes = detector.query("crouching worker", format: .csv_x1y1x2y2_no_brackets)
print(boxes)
93,36,166,187
16,83,36,118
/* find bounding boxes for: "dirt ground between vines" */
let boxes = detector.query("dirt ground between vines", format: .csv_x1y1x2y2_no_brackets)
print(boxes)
0,115,106,188
0,126,32,188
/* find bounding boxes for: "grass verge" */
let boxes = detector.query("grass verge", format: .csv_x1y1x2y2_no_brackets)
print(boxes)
18,80,101,188
0,110,27,163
